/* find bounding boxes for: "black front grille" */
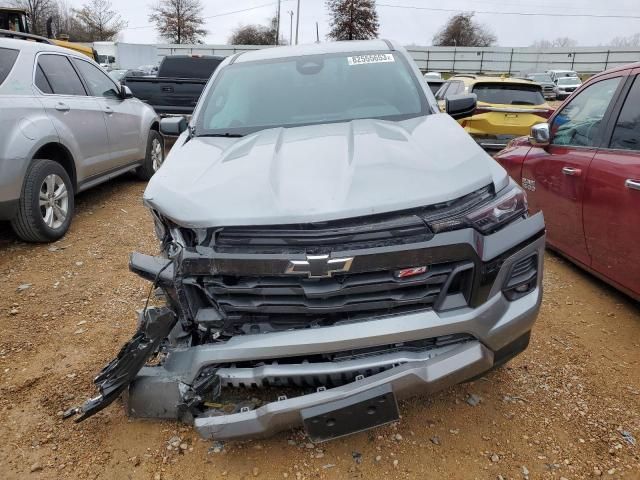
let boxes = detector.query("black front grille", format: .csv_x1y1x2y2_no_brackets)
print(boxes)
212,186,494,254
201,261,474,330
216,214,433,254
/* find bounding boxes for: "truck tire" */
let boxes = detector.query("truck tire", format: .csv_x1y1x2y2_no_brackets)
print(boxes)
136,130,164,181
10,159,75,243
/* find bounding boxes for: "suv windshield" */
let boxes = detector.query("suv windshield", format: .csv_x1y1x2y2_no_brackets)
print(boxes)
556,71,578,78
196,52,428,136
472,83,545,105
558,78,580,85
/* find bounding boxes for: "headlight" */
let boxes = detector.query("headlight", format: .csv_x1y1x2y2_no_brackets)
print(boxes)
465,184,528,233
150,209,167,241
427,183,528,234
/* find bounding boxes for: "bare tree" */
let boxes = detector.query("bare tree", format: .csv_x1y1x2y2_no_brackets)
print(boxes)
326,0,379,41
228,15,287,45
11,0,57,36
531,37,578,48
229,25,274,45
609,33,640,48
149,0,207,44
73,0,126,41
49,0,72,35
432,12,496,47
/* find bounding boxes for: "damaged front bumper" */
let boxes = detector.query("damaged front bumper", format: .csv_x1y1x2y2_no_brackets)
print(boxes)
194,340,493,441
69,212,544,441
64,308,178,422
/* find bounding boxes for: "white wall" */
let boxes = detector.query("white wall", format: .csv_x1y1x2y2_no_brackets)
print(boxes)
155,43,640,74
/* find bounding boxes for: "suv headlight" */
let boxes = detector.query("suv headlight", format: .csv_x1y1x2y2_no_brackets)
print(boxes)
465,184,528,233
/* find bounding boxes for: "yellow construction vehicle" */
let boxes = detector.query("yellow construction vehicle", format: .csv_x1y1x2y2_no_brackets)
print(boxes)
0,7,98,61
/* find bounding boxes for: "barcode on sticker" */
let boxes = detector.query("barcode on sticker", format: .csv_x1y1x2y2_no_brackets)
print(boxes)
347,54,395,66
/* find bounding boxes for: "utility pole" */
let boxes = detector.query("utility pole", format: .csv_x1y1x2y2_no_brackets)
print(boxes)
275,0,281,46
295,0,301,45
315,21,319,43
288,10,294,45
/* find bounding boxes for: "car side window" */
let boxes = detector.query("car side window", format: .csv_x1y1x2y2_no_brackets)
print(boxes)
0,47,19,86
34,64,53,94
551,77,621,147
72,58,121,98
36,54,86,96
609,76,640,151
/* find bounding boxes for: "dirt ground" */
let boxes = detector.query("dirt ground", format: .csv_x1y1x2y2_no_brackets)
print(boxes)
0,177,638,480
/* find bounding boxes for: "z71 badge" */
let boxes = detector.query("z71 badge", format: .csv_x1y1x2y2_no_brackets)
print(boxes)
522,177,536,192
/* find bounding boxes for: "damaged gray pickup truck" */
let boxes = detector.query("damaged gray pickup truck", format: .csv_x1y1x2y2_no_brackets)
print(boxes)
67,40,545,442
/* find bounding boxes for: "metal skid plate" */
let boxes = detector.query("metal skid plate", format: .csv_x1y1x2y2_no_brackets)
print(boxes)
301,384,399,442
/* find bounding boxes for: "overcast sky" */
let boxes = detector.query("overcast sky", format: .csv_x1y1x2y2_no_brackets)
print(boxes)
68,0,640,47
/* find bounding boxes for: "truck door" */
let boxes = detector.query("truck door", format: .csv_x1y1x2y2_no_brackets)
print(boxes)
521,76,623,267
584,71,640,296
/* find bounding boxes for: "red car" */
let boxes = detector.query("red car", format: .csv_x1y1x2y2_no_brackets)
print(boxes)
495,63,640,300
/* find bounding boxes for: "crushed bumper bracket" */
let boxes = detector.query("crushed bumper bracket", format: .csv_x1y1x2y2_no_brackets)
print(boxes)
64,307,177,422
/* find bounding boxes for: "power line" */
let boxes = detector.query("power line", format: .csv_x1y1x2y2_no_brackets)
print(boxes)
377,2,640,19
443,0,639,15
124,1,291,31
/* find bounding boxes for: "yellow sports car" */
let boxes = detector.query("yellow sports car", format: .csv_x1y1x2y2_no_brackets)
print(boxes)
435,75,553,150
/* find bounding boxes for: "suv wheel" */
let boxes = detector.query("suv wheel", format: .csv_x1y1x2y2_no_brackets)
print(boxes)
11,159,75,243
136,130,164,181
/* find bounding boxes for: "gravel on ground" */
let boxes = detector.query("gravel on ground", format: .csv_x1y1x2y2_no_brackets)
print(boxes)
0,177,638,479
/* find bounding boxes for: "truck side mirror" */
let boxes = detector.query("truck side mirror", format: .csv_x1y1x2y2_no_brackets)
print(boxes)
445,94,477,120
160,117,187,136
529,123,550,147
121,85,133,99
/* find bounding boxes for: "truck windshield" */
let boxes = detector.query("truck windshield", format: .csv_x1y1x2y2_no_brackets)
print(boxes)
196,52,428,136
0,11,27,32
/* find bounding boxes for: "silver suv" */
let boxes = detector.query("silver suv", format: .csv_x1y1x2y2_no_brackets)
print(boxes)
70,40,545,442
0,35,161,242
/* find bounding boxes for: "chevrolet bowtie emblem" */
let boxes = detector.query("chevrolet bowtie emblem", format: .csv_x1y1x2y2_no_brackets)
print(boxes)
285,254,354,278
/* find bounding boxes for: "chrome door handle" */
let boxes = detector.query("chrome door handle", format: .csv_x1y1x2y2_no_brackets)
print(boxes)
562,166,582,176
625,179,640,191
55,103,70,112
104,106,113,114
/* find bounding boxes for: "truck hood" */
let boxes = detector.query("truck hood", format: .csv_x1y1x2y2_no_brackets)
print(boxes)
145,114,509,228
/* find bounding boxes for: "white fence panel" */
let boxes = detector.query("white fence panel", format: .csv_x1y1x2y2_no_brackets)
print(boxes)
153,43,640,75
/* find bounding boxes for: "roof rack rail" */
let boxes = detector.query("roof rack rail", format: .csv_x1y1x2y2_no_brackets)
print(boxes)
451,74,477,79
0,29,54,44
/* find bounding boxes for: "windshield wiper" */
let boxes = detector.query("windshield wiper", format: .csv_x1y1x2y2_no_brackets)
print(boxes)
198,132,244,138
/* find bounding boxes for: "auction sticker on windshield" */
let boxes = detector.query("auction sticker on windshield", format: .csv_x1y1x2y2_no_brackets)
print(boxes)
348,54,395,66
